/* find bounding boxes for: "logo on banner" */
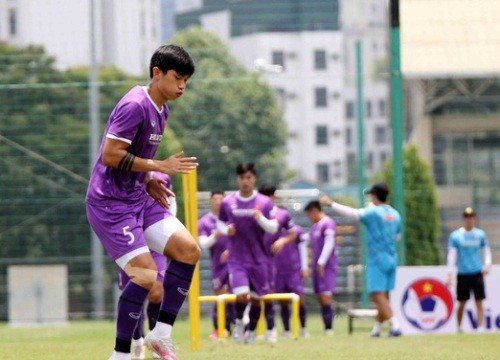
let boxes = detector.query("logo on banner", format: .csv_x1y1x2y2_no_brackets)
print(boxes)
401,278,454,331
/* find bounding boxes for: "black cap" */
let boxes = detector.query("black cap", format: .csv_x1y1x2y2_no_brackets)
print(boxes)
364,182,389,200
462,207,476,217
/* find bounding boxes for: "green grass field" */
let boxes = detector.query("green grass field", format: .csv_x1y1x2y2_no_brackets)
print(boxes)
1,315,499,360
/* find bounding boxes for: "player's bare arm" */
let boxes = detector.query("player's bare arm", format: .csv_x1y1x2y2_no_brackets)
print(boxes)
102,138,198,174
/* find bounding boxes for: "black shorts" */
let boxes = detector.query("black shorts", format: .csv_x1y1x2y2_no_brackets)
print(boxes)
457,272,486,301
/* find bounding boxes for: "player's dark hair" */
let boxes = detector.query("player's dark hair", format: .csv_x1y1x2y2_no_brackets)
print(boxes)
304,200,321,212
210,189,225,197
149,44,195,78
258,183,276,197
236,162,257,176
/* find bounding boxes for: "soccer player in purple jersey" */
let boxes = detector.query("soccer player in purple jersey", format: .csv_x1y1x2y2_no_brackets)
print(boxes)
274,224,310,338
86,45,200,360
198,190,234,340
217,163,278,344
305,200,338,335
257,183,296,343
117,173,176,359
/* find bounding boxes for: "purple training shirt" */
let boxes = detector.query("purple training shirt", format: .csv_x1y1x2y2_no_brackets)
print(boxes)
86,86,168,207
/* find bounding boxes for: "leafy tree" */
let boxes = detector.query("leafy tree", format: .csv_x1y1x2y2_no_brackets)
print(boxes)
384,145,441,265
168,27,288,190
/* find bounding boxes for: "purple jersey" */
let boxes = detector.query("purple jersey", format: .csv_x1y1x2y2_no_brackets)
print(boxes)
198,212,230,279
86,86,168,206
264,206,294,257
310,216,337,270
218,191,274,265
274,225,306,273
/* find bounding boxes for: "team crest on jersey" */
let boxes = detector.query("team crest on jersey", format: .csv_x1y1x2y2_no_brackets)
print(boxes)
151,120,156,127
385,214,395,221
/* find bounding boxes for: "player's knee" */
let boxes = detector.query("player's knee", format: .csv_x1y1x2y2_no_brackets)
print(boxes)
148,284,163,303
124,265,158,289
184,241,201,264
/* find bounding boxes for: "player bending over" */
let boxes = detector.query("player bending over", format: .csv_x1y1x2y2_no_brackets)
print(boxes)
198,190,233,339
217,163,278,344
304,201,337,335
321,183,402,337
86,45,199,360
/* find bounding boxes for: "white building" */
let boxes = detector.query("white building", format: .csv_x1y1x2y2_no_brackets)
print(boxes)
0,0,162,76
176,0,392,186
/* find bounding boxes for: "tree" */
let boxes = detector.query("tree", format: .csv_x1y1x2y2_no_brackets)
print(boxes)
168,27,288,190
384,145,441,265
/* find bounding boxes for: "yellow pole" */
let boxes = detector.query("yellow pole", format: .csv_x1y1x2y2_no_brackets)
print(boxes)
217,297,226,340
257,302,265,336
184,170,200,352
291,296,300,339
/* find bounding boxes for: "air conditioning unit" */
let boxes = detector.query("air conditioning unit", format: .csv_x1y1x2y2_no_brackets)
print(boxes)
331,92,341,99
287,92,297,99
331,54,340,61
287,52,297,59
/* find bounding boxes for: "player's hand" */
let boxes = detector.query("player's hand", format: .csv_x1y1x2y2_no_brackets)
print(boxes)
213,230,220,240
482,264,491,276
301,269,310,280
317,265,325,278
227,224,236,237
271,238,287,254
445,274,453,287
146,178,170,208
158,151,198,175
319,194,332,207
220,250,229,264
253,209,262,220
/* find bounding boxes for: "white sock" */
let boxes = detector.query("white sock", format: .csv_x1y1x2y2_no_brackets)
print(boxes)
151,321,173,338
112,350,131,360
389,316,400,331
131,337,144,347
371,321,383,334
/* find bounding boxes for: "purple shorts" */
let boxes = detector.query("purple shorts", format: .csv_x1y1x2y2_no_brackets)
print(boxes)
275,270,304,295
313,266,337,295
229,262,269,297
212,268,230,293
267,262,276,292
86,197,173,261
117,250,167,290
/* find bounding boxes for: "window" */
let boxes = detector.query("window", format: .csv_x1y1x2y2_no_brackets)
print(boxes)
9,8,17,36
316,125,328,145
334,160,342,178
317,163,329,183
346,127,352,146
345,101,355,119
314,50,327,70
375,126,387,144
366,152,373,170
380,152,387,165
379,99,386,116
272,51,285,69
365,101,372,118
275,88,286,107
315,87,328,107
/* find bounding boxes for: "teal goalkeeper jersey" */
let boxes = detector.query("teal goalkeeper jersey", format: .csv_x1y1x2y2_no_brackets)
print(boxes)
358,204,401,269
448,227,488,275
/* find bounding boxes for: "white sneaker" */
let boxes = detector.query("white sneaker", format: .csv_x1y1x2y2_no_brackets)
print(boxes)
324,329,334,336
476,327,485,334
245,330,257,344
108,351,131,360
301,328,310,338
233,319,245,343
144,332,177,360
152,352,161,359
266,328,278,343
131,338,145,360
282,331,292,339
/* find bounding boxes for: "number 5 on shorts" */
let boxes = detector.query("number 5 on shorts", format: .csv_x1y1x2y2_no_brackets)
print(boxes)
122,225,135,245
